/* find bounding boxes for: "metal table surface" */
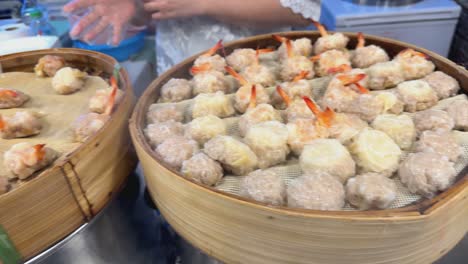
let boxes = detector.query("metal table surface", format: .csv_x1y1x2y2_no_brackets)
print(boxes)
30,167,467,264
27,169,170,264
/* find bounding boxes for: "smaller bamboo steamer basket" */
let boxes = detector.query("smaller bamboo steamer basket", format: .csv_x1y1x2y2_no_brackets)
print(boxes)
130,32,468,264
0,48,138,260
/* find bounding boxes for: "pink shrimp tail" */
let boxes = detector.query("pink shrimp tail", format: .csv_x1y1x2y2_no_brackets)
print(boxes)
285,39,294,58
327,64,352,74
33,144,46,161
311,19,328,37
225,66,248,85
310,54,321,62
293,71,309,82
204,40,223,57
303,96,322,117
0,89,18,98
272,34,288,43
398,48,430,60
190,63,212,75
353,82,370,94
337,73,366,86
257,48,275,54
248,85,257,109
0,115,4,130
356,32,365,48
303,96,334,127
276,86,291,107
104,76,118,115
320,107,335,127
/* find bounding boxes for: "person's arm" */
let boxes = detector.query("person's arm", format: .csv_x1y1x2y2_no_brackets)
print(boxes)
144,0,320,28
202,0,314,28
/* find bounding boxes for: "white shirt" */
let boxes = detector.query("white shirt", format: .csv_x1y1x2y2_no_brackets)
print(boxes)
154,0,321,74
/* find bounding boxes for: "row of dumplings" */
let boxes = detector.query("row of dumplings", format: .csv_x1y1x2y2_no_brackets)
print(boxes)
0,55,122,195
156,21,445,113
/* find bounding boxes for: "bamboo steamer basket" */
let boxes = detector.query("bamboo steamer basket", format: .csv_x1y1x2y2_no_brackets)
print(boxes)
130,32,468,264
0,49,137,260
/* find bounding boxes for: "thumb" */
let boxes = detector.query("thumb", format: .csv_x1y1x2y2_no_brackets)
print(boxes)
111,23,125,46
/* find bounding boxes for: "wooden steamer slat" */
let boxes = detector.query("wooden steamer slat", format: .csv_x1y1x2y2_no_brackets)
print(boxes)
66,71,136,214
0,166,85,259
0,49,137,259
61,162,93,219
130,32,468,264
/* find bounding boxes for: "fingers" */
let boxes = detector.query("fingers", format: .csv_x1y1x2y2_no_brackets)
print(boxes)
112,23,124,46
63,0,96,13
143,0,193,20
83,17,109,42
151,11,176,20
70,9,99,37
144,0,175,21
143,0,168,13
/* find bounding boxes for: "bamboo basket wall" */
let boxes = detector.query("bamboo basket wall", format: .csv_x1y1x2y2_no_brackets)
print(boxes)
130,32,468,264
0,49,138,260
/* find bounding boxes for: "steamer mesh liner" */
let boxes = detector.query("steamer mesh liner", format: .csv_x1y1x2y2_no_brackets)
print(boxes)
146,69,468,210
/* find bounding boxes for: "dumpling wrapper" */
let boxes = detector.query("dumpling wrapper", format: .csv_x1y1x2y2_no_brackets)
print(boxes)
350,128,402,176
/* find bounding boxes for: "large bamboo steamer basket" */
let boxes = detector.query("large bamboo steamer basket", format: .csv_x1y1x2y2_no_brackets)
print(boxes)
130,32,468,264
0,49,138,260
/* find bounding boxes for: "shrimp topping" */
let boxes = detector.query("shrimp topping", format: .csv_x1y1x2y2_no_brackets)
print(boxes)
0,89,18,98
337,73,366,86
327,64,352,75
225,66,248,86
356,32,365,48
352,82,370,94
202,40,223,57
254,48,275,66
303,96,335,128
0,115,5,131
272,34,288,43
285,39,294,58
310,54,321,62
311,19,328,37
104,76,119,115
276,86,291,107
190,63,212,75
33,144,46,162
248,85,257,109
292,71,309,82
398,48,430,60
337,73,369,94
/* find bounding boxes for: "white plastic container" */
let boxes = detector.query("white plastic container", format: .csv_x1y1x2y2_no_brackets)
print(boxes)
319,0,461,56
0,35,59,56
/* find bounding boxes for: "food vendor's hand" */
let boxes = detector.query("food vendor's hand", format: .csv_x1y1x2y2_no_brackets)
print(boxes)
63,0,137,45
143,0,207,20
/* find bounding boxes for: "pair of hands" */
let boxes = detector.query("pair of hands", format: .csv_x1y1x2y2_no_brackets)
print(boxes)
64,0,208,45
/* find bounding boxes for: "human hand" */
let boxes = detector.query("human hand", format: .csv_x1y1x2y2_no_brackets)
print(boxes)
63,0,137,45
143,0,207,20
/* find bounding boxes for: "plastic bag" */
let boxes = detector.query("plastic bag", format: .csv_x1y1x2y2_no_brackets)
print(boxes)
67,7,146,46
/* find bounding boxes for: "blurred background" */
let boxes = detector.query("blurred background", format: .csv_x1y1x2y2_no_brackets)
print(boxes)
2,1,467,56
1,0,467,95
